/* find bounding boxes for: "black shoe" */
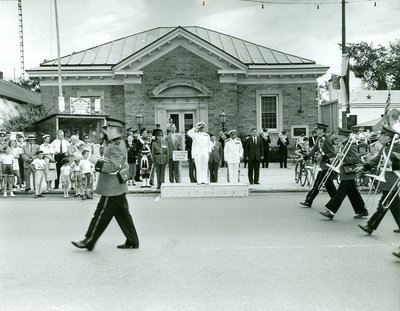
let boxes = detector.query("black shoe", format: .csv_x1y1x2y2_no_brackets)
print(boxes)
354,211,369,219
300,201,311,208
117,243,139,249
38,194,45,197
358,224,373,235
320,210,334,219
394,229,400,233
254,182,260,185
25,188,31,192
392,252,400,259
71,240,93,251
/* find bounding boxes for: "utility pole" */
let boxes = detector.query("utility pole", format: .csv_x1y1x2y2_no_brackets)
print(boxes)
54,0,64,112
17,0,24,80
341,0,349,128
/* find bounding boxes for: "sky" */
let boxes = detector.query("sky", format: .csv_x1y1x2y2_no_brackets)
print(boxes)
0,0,399,89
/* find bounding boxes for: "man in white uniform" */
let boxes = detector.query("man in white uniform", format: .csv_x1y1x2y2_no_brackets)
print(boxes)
187,122,212,184
224,129,243,183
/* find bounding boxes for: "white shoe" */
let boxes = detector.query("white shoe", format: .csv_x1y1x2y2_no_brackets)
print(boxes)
10,193,15,197
3,192,7,197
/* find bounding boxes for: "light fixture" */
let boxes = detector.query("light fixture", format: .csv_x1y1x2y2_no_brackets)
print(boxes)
297,87,304,113
219,111,227,132
203,0,205,6
261,4,264,9
374,1,376,6
136,113,144,130
317,4,319,9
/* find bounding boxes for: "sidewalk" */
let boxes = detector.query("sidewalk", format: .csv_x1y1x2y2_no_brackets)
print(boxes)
9,161,312,196
127,161,308,194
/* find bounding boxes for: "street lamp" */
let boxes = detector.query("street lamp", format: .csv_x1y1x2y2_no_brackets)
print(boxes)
297,87,304,113
136,113,144,130
219,111,227,132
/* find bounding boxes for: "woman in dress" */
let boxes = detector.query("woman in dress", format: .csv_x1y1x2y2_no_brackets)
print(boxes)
40,134,56,191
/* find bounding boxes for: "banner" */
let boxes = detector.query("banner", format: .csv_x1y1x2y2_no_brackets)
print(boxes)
70,97,91,114
339,54,349,112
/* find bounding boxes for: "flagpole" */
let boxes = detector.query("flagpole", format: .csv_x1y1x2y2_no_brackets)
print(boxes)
341,0,349,128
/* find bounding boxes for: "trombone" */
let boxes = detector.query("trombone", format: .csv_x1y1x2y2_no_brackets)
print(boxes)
364,154,384,210
380,171,400,210
317,135,355,191
363,134,399,209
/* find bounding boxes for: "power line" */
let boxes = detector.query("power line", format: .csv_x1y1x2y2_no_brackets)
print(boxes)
239,0,381,5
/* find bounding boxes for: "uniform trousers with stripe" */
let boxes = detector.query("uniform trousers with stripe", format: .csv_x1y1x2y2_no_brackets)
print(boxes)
194,155,209,184
84,193,139,248
367,191,400,230
326,179,366,214
227,163,239,183
305,170,337,205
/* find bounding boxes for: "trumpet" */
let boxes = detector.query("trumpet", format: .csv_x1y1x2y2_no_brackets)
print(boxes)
317,135,355,191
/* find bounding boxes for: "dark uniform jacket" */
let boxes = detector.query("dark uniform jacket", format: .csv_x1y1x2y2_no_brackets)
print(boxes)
94,137,128,196
338,142,360,181
363,142,400,191
209,141,222,163
305,135,335,171
151,140,168,165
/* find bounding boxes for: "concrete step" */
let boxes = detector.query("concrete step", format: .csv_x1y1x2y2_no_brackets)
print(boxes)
160,183,249,198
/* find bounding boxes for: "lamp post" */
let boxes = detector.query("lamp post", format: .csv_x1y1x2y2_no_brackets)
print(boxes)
297,86,304,113
136,113,144,131
219,111,227,132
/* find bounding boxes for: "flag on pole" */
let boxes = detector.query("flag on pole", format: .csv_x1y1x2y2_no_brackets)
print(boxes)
339,54,349,113
382,88,391,127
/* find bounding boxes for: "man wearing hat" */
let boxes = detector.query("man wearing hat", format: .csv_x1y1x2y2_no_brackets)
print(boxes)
0,132,8,155
300,123,337,207
187,121,213,184
72,118,139,251
21,133,39,192
356,124,400,234
224,129,243,183
320,128,368,220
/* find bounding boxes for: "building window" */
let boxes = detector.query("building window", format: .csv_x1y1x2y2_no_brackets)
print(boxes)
261,95,278,130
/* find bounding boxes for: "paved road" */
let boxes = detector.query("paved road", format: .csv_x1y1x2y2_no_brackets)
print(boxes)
1,193,399,311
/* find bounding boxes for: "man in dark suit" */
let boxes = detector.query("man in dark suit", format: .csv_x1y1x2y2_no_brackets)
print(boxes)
21,133,40,191
166,124,182,183
72,118,139,251
245,128,263,184
208,134,222,182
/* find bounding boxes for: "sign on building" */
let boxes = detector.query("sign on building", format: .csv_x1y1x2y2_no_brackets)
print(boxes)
70,97,91,114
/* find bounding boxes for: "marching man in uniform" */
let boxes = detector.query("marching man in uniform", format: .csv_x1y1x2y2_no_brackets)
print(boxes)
224,129,243,183
187,122,212,185
72,118,139,251
299,123,337,208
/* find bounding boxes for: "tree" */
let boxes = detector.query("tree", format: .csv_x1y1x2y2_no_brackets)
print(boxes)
9,77,41,93
0,103,46,132
345,40,400,90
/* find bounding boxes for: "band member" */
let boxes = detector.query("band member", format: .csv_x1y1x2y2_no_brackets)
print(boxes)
309,130,318,148
356,124,400,234
187,122,212,184
319,128,368,219
72,118,139,250
300,123,337,207
277,131,289,168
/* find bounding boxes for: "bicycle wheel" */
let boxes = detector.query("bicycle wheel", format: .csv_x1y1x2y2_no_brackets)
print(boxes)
294,161,300,183
299,166,307,186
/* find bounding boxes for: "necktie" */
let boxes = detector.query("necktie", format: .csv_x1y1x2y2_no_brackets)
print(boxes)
254,137,256,144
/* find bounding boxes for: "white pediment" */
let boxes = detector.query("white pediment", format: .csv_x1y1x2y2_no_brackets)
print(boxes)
113,27,247,74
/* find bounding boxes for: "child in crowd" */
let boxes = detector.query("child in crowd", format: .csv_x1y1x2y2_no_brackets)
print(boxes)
70,156,83,197
60,158,71,198
2,146,15,197
79,149,94,200
30,150,46,198
139,140,152,188
10,139,22,190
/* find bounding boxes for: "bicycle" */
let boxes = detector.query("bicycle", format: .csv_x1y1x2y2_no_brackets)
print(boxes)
294,154,309,187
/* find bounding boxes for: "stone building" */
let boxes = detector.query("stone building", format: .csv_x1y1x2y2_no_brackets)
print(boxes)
27,26,328,143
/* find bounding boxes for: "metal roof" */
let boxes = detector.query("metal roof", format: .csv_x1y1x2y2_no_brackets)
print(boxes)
40,26,315,67
0,79,41,105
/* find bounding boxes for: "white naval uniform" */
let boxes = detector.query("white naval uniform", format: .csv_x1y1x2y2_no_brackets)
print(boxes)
224,138,243,183
187,128,212,184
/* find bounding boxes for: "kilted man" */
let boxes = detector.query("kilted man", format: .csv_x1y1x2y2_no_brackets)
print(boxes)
319,128,368,220
224,129,244,183
187,122,213,184
72,118,139,250
300,123,337,207
356,124,400,235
